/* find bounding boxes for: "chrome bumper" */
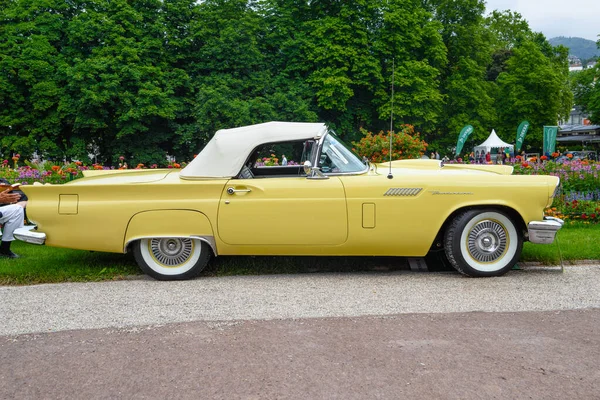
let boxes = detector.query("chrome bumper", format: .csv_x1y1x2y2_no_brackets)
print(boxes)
528,217,564,244
14,225,46,245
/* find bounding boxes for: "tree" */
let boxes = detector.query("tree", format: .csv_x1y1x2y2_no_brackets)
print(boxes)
62,0,187,165
427,0,496,151
571,40,600,123
485,10,533,50
496,40,572,148
188,0,317,154
373,0,447,136
0,0,71,158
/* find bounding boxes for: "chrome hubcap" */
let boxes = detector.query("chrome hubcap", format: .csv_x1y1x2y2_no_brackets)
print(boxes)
150,238,193,267
467,220,507,263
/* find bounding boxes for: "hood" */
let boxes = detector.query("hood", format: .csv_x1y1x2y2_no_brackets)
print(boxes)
376,159,514,175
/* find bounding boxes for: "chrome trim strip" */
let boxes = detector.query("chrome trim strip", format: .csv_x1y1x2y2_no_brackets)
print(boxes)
124,235,218,256
527,217,564,244
14,226,46,245
552,180,561,199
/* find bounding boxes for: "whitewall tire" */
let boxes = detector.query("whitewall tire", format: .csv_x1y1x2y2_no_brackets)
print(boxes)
444,209,522,277
133,237,210,280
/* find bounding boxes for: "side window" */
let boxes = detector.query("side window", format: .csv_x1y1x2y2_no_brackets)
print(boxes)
239,140,315,178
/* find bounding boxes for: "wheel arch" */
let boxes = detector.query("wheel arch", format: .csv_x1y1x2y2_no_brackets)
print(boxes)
123,210,217,256
429,205,527,251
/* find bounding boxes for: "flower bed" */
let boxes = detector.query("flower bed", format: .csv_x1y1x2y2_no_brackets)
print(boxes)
1,163,84,185
513,159,600,195
512,160,600,223
1,159,187,186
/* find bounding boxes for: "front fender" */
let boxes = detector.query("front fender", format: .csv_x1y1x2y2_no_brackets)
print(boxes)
124,210,216,254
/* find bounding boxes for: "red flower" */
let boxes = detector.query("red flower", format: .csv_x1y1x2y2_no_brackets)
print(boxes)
541,155,548,161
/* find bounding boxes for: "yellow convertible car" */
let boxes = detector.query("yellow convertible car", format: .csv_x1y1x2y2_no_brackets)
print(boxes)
16,122,563,280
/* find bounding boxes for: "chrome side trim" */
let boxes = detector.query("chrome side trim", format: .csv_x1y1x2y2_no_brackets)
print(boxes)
384,188,422,196
14,225,46,245
190,235,218,256
527,217,564,244
552,180,561,199
125,235,218,256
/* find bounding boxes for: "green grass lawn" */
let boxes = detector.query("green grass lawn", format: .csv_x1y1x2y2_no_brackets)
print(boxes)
1,222,599,285
521,222,600,263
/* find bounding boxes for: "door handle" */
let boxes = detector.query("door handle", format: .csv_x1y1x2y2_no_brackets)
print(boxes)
227,187,251,195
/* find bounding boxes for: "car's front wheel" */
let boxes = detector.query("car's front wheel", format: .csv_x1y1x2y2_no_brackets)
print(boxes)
444,209,522,277
133,237,210,280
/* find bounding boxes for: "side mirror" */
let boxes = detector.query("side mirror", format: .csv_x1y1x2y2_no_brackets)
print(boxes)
303,160,312,175
303,160,328,180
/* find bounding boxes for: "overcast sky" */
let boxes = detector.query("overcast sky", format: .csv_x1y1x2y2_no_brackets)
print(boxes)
484,0,599,41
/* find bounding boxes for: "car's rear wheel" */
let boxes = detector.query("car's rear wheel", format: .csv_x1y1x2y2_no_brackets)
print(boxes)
444,209,522,277
133,237,210,280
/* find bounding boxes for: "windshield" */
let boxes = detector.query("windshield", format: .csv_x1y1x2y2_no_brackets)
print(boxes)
317,132,368,174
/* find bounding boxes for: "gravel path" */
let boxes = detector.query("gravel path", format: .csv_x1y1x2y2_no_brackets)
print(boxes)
2,265,599,336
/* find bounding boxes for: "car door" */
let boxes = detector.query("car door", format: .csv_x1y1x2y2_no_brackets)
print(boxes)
217,177,348,246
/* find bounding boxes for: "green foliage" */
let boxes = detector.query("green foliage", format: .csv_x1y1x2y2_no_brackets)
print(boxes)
494,39,572,149
0,0,575,162
427,0,496,150
521,222,600,264
571,65,600,124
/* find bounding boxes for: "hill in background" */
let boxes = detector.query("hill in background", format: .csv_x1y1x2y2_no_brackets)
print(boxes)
549,36,599,61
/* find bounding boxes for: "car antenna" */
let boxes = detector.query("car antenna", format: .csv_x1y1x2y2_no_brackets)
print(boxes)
387,58,395,180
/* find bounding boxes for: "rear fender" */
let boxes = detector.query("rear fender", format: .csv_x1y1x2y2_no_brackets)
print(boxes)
124,210,216,255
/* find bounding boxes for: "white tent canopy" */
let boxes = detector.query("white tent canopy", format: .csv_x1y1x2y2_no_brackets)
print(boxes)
474,129,513,155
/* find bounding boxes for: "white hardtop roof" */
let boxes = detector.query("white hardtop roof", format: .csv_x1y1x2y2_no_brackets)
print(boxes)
475,129,513,151
180,121,328,178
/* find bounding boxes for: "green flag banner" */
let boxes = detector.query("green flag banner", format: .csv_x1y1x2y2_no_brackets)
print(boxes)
515,120,530,152
455,125,474,156
543,126,558,154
